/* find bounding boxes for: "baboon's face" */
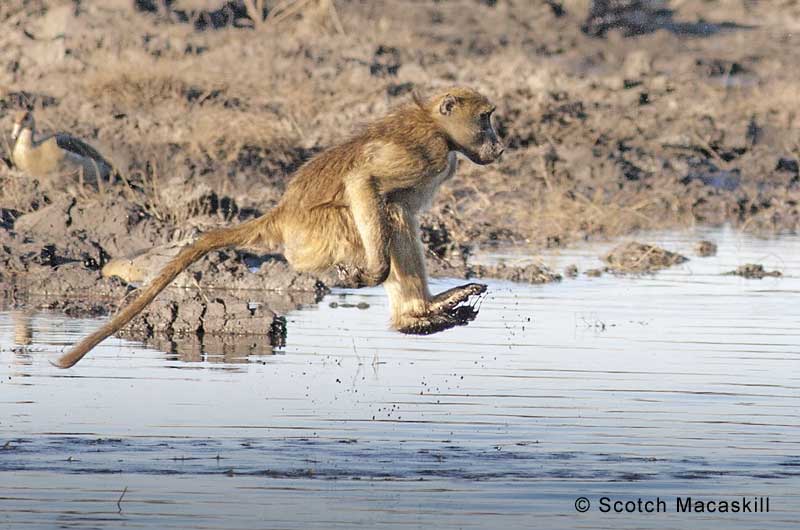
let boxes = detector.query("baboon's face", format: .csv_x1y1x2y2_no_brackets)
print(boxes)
437,91,504,165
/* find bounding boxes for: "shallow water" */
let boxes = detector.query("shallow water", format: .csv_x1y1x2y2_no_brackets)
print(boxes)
1,227,799,529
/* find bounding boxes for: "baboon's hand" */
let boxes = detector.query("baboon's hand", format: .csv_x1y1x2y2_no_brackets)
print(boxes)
335,264,389,288
360,261,390,287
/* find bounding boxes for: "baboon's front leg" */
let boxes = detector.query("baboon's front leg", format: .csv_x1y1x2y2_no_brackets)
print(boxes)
344,174,391,287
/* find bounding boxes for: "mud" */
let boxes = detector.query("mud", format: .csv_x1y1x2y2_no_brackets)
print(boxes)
1,0,799,337
694,239,718,257
12,195,165,258
123,288,292,338
602,241,688,273
584,268,604,277
468,262,562,283
564,264,579,278
118,327,284,361
723,263,782,279
119,251,326,336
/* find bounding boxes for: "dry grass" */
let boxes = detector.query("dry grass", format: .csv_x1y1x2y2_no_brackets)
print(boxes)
84,69,197,109
530,181,696,242
256,0,345,33
182,108,299,161
80,59,300,172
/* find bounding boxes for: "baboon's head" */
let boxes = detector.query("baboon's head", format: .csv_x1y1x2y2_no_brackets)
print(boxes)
11,110,34,141
432,88,504,165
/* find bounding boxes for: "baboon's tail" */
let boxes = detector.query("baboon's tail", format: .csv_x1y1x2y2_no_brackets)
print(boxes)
53,214,280,369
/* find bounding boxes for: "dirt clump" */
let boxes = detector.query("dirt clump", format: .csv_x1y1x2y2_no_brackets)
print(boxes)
420,217,470,266
107,250,327,337
124,288,297,337
2,206,327,342
723,264,782,279
468,263,562,284
564,264,579,278
694,240,717,257
12,196,166,258
603,242,688,273
426,256,561,285
0,223,129,302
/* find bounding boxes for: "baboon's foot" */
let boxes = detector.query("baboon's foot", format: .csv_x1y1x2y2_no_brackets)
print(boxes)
396,305,479,335
429,282,487,314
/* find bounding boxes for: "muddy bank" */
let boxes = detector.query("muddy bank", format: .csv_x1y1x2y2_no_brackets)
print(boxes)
0,196,327,338
1,198,562,347
121,288,292,345
1,234,328,334
0,202,558,339
1,0,799,340
0,184,331,335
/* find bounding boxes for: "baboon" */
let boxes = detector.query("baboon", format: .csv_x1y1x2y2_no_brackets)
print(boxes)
55,87,504,368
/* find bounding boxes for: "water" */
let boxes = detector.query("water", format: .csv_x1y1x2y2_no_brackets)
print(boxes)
1,227,799,529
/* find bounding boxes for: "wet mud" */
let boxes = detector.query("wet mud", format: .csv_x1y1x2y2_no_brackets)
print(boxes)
602,241,688,273
723,263,782,279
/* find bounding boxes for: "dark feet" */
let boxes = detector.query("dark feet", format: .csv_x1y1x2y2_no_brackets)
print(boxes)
397,283,487,335
429,282,487,313
397,305,479,335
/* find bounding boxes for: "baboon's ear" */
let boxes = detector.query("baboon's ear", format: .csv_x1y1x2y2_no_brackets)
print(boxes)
439,94,457,116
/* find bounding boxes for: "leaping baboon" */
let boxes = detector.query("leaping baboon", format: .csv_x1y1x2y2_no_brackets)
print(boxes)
55,87,505,368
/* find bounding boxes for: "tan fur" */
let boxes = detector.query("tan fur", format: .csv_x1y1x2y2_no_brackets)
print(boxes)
55,87,504,368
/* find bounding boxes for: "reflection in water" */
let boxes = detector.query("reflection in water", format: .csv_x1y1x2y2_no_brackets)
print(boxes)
1,228,799,530
12,310,33,346
7,311,34,370
132,329,281,363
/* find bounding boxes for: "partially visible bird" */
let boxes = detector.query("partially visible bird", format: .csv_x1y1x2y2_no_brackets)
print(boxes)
10,109,113,191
